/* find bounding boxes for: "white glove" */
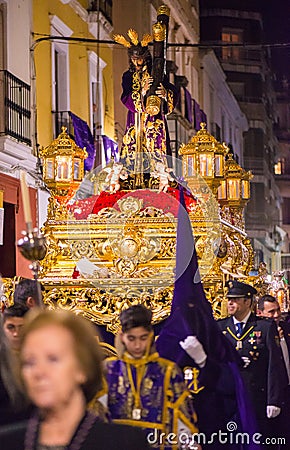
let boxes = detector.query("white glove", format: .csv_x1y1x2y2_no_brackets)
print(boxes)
266,405,281,418
241,356,251,368
179,336,207,367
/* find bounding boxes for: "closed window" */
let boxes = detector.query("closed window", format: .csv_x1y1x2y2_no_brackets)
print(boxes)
221,29,243,61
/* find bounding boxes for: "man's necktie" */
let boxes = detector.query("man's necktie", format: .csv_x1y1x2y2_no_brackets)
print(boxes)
236,322,244,337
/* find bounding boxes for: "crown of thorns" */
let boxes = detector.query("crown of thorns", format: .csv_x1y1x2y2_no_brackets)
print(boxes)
113,29,152,48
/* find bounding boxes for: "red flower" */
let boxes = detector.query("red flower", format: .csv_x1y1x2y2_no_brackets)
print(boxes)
68,188,196,219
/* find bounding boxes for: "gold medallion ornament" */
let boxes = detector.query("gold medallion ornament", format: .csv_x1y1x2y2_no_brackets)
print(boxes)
146,95,162,116
152,22,166,41
226,326,254,351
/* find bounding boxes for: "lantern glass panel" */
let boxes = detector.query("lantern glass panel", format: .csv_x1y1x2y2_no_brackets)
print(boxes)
199,154,213,177
217,180,227,199
46,158,54,179
215,154,224,177
241,180,250,199
56,156,71,180
188,156,194,176
74,159,81,180
227,179,240,200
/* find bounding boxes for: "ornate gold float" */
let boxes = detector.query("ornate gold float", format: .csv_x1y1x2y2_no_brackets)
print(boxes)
1,125,257,332
15,123,250,332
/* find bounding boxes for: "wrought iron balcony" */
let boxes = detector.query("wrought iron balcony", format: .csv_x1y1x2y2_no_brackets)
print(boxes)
51,110,103,167
0,70,31,145
51,110,73,138
88,0,112,24
218,47,262,64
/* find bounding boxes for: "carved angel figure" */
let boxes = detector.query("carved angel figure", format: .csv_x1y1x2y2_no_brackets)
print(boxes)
151,161,174,193
103,162,128,193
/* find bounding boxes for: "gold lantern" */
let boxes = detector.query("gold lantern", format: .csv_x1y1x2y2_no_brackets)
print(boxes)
179,122,228,195
39,127,87,205
217,153,252,207
179,122,225,282
216,152,254,278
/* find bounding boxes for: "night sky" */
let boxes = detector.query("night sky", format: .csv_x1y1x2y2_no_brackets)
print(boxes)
261,0,290,79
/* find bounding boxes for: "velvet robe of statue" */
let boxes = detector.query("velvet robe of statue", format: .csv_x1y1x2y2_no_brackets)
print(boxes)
120,69,178,173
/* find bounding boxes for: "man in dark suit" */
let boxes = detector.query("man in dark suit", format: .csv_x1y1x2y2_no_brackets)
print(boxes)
257,294,290,373
257,294,290,447
217,280,287,441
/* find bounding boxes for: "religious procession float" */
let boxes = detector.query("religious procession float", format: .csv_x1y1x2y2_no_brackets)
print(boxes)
3,5,289,336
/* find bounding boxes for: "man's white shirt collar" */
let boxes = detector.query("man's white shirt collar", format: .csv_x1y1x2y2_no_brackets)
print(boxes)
233,310,252,326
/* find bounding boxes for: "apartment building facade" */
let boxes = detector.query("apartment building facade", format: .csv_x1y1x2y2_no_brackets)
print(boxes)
200,0,284,272
0,0,115,277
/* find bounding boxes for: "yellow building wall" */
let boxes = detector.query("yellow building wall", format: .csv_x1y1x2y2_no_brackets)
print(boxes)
102,55,115,138
33,0,115,147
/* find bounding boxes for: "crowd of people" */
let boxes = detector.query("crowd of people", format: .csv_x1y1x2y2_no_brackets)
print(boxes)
0,278,289,450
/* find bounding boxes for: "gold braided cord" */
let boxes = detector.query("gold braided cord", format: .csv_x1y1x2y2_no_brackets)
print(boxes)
167,90,174,114
132,71,143,113
127,29,139,46
141,34,152,47
113,34,131,48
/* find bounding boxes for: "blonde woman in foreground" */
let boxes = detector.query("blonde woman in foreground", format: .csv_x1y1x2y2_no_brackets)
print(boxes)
0,309,149,450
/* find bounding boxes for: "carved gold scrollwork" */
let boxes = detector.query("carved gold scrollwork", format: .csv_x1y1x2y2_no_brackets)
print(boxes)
40,283,173,333
115,259,137,276
159,238,175,258
70,241,95,259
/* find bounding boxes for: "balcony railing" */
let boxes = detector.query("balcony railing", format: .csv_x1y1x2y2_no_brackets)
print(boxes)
243,157,269,175
0,70,31,145
51,110,73,138
275,173,290,181
233,95,263,103
217,47,262,64
51,110,103,167
88,0,112,24
281,254,290,270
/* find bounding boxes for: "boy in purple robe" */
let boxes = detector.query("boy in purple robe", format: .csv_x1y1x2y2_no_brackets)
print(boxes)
104,304,200,450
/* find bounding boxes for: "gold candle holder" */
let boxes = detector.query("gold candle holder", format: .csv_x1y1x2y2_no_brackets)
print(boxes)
17,228,47,307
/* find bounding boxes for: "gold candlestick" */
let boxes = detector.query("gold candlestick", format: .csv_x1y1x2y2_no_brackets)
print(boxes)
17,228,47,307
20,170,33,233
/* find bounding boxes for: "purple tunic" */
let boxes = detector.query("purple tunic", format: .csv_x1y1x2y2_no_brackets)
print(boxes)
105,351,198,450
